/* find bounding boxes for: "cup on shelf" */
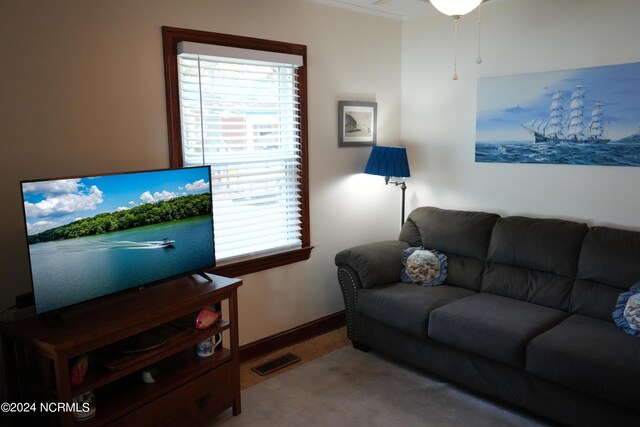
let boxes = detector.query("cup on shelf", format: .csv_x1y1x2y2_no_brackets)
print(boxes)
141,364,161,384
72,390,96,421
196,332,222,358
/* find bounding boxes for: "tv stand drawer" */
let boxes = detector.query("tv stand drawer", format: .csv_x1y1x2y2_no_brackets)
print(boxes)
109,364,234,426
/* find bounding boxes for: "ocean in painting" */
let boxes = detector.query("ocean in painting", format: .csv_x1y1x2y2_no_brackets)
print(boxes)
476,141,640,166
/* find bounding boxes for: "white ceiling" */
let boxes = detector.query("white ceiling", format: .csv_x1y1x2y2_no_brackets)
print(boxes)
307,0,509,21
306,0,437,21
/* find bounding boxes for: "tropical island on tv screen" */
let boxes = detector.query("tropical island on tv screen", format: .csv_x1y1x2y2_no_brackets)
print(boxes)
21,166,216,314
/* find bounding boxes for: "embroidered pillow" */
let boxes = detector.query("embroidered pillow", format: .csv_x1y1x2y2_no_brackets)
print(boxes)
401,247,447,286
613,283,640,336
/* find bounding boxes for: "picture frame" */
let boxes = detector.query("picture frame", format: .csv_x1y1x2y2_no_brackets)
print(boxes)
338,101,377,147
476,61,640,167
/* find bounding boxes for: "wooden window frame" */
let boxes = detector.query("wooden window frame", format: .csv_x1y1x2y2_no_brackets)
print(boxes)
162,26,312,278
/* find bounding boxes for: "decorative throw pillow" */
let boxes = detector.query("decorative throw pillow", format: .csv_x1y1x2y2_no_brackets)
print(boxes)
613,283,640,336
400,247,447,286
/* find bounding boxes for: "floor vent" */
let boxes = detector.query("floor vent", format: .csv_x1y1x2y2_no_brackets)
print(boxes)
251,352,301,376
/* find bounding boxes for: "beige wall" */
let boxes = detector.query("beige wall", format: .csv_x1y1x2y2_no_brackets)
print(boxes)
401,0,640,229
0,0,402,344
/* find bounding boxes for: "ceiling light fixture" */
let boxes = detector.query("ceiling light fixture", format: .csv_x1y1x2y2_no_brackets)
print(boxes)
430,0,482,18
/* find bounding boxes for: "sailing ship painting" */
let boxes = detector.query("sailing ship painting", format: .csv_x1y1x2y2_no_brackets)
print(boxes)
521,87,610,144
476,62,640,166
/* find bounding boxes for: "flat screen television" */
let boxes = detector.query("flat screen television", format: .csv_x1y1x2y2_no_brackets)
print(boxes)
20,166,215,315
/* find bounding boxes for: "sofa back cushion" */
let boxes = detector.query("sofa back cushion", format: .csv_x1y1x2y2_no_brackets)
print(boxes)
572,226,640,321
399,206,500,291
482,216,588,310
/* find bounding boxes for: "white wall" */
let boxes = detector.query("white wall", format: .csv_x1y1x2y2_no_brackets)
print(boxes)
0,0,402,345
401,0,640,229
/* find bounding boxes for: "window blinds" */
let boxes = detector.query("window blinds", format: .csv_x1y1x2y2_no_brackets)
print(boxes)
177,44,303,263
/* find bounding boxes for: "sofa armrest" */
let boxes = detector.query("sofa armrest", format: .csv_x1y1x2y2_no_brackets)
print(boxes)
335,240,409,345
335,240,410,289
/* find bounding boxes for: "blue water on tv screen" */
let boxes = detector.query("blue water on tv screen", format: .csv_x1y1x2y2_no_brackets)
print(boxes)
20,166,215,314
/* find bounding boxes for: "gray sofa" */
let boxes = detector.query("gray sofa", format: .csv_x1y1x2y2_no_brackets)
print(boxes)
335,206,640,427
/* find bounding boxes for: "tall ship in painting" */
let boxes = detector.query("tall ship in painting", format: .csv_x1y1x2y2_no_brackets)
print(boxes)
522,86,610,144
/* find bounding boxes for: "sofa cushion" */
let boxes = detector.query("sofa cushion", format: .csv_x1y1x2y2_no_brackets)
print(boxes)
487,216,588,276
399,206,500,291
526,314,640,411
482,264,574,311
482,216,588,310
358,283,475,339
571,226,640,321
429,293,567,366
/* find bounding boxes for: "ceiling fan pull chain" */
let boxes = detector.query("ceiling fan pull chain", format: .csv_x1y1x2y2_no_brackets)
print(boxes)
453,17,459,80
476,2,483,64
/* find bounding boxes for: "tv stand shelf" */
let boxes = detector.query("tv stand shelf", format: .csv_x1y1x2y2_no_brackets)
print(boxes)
2,274,242,427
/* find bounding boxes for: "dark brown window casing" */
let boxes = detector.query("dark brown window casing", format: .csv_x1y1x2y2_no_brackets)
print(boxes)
162,26,312,277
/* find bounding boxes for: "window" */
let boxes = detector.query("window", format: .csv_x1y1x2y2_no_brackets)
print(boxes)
162,27,311,277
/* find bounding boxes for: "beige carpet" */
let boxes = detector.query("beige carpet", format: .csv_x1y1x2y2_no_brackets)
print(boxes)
210,346,551,426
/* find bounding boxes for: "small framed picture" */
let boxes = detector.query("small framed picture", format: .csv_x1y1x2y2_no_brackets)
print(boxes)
338,101,377,147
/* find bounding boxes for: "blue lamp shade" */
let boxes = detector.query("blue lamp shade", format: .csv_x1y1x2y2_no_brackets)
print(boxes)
364,146,411,179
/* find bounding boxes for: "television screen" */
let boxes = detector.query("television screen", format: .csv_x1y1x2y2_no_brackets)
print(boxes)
21,166,215,314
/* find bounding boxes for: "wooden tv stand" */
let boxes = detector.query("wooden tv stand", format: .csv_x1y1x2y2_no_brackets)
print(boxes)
1,274,242,426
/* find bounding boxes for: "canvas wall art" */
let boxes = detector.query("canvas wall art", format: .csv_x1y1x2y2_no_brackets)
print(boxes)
476,62,640,166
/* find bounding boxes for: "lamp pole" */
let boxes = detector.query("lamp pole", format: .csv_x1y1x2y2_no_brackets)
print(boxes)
400,181,406,226
385,176,407,227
